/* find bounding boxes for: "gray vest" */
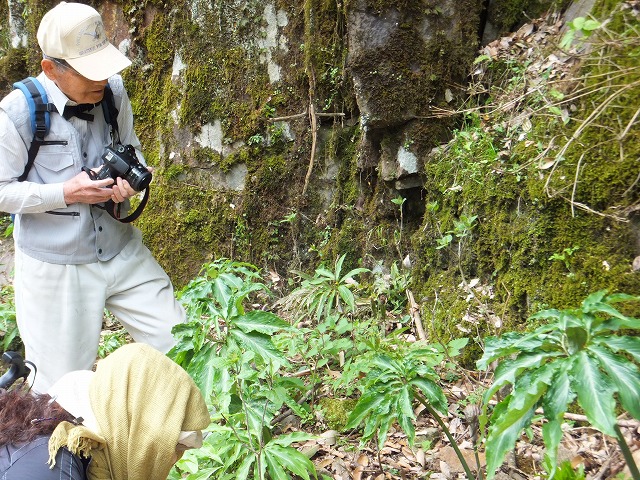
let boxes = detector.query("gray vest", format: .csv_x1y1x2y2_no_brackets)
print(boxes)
0,73,133,264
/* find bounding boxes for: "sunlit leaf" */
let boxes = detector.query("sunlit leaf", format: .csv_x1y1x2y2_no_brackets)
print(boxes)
263,449,288,480
589,344,640,419
410,377,448,415
571,351,617,436
229,329,288,365
541,359,575,477
345,390,387,430
485,402,534,480
188,343,218,396
596,335,640,363
484,351,558,404
264,444,316,480
232,310,290,334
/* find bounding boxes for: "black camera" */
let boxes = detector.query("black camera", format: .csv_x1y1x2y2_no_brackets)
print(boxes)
94,144,152,192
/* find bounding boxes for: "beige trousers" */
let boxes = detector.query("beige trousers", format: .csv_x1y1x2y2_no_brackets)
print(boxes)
14,231,185,392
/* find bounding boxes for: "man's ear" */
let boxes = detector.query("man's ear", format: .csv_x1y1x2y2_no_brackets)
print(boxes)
41,58,58,80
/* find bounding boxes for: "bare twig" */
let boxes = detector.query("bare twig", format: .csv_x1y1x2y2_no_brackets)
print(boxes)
268,111,308,122
532,408,640,429
406,289,427,341
619,105,640,140
571,153,585,218
268,111,344,122
559,195,629,222
302,83,318,196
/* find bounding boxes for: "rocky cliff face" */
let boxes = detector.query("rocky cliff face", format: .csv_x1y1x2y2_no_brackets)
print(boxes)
33,0,485,283
2,1,636,335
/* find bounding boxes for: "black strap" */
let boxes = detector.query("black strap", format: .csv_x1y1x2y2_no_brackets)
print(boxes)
15,78,57,182
19,140,42,182
101,85,119,141
103,187,150,223
15,78,119,182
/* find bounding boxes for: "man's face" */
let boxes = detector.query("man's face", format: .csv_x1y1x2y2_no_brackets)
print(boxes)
41,58,108,104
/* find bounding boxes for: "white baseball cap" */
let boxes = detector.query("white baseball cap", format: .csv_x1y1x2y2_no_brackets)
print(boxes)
37,2,132,81
47,370,100,433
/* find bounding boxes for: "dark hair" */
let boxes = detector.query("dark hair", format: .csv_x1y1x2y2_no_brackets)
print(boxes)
0,386,75,446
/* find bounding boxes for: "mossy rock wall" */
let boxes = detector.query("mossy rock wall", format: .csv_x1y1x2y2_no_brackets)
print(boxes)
0,0,485,284
409,0,640,356
0,0,637,348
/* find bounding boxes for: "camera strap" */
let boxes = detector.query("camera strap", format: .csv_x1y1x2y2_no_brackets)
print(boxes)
104,186,150,223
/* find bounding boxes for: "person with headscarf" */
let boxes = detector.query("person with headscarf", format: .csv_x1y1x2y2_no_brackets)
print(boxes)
0,343,211,479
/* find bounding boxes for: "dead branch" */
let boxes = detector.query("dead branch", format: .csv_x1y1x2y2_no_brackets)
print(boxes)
406,289,427,341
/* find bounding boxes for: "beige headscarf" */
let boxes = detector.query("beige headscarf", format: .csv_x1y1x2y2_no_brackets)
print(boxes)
49,343,210,480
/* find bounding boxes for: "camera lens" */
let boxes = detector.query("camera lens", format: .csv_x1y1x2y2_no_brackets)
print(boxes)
128,167,152,191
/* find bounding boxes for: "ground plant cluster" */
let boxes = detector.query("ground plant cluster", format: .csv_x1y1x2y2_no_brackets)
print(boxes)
165,257,640,480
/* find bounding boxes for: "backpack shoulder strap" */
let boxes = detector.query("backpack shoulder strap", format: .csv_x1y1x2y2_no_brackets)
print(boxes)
12,79,119,182
101,83,120,140
12,77,57,182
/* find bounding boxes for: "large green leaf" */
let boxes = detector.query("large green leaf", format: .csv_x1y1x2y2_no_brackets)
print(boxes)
333,253,346,278
188,342,219,396
314,289,332,320
595,335,640,363
541,358,575,477
585,302,634,325
589,344,640,419
235,454,255,480
375,414,395,449
229,329,287,365
565,326,588,354
478,332,548,369
264,444,316,480
485,402,534,480
169,321,202,354
337,284,356,312
395,385,416,444
370,354,398,373
315,267,336,280
339,267,370,284
232,310,290,334
241,398,275,439
605,293,640,302
271,431,317,447
183,467,216,480
263,449,289,480
483,351,558,405
571,351,617,436
445,337,469,357
582,290,639,325
345,390,388,429
488,364,553,441
580,290,608,311
361,395,393,443
410,377,448,415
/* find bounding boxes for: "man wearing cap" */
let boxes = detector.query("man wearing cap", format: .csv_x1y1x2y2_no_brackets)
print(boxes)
0,2,185,392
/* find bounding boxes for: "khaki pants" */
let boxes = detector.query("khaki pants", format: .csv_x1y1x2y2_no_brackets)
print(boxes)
14,232,185,392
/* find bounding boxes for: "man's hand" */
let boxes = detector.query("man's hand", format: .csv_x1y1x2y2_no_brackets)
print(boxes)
63,170,114,205
110,176,137,203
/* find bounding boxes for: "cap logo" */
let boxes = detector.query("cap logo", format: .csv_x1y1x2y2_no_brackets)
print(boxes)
75,20,108,56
